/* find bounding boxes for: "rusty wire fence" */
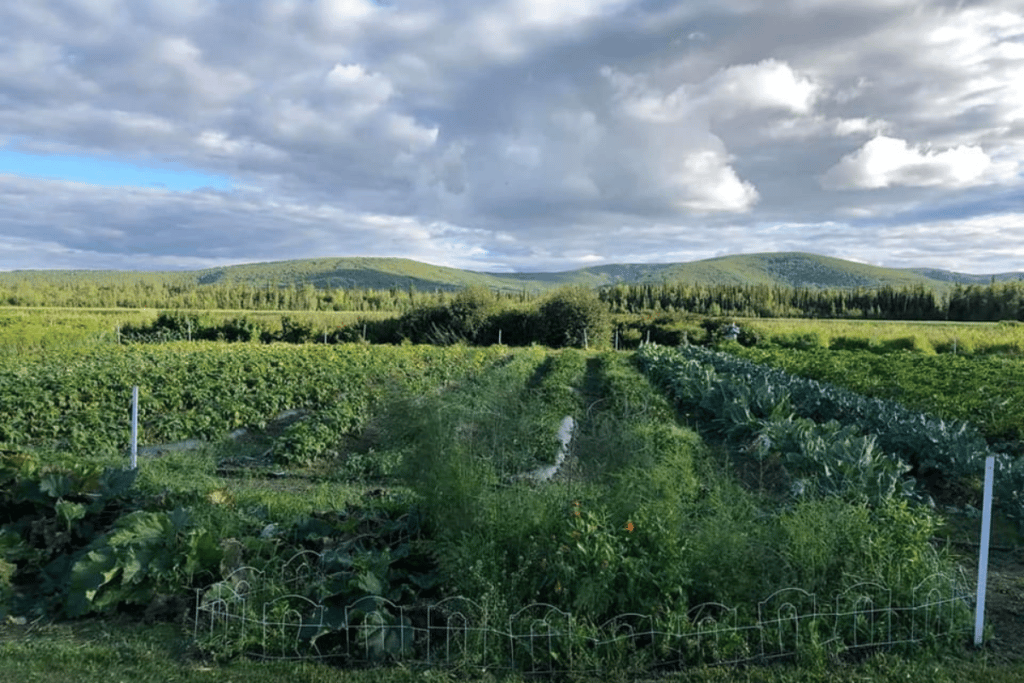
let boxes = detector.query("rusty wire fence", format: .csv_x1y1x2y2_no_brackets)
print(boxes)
193,550,973,676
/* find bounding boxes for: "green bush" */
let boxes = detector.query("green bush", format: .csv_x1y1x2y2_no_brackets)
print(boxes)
538,287,611,348
396,287,501,345
278,315,316,343
487,306,541,346
216,316,264,342
612,422,700,505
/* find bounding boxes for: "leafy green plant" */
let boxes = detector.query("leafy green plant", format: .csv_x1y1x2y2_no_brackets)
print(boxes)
0,452,140,617
65,507,222,618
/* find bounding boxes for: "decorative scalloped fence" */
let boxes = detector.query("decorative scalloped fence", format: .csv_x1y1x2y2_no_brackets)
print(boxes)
193,551,973,675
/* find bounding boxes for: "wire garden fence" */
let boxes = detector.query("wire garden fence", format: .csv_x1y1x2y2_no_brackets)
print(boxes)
193,550,973,675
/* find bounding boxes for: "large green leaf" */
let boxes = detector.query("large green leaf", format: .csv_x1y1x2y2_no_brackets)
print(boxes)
65,547,119,617
55,500,86,532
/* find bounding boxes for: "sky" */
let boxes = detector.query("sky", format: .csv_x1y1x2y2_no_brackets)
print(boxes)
1,0,1022,275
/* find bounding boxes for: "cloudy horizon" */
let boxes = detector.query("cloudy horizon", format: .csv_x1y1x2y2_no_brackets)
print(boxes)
2,0,1022,275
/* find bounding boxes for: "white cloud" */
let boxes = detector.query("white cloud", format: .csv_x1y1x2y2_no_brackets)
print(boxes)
820,135,1013,190
316,0,378,31
324,64,396,119
668,150,760,212
762,115,890,140
0,0,1023,273
704,59,820,115
832,117,889,136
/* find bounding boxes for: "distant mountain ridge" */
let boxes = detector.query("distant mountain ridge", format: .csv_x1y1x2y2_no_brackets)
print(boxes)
1,253,1021,293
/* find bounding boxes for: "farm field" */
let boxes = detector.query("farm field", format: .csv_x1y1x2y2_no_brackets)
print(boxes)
1,323,1022,680
727,343,1024,445
738,317,1024,356
0,307,399,356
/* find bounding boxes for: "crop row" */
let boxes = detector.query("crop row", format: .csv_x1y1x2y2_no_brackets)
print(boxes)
1,345,970,668
0,343,512,457
636,344,1024,523
729,344,1024,443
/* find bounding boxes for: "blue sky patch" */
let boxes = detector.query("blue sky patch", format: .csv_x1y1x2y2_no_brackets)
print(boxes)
0,149,232,192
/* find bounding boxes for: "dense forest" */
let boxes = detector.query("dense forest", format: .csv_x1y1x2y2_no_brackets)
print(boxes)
0,280,520,311
599,281,1024,321
2,277,1024,322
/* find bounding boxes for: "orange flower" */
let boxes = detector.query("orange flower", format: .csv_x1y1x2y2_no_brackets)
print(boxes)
625,520,635,533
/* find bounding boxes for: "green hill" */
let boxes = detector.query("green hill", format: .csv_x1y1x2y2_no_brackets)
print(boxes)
1,253,1020,293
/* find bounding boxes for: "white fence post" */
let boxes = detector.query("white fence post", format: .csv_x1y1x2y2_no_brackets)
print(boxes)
130,386,139,470
974,455,995,646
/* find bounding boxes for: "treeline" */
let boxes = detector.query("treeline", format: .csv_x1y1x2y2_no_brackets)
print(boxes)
600,282,1024,321
0,279,531,312
6,276,1024,322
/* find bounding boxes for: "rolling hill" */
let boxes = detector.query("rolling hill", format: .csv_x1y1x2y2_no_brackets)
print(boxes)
1,252,1020,293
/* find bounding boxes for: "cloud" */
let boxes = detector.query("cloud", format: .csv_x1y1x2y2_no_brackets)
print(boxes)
820,135,1014,189
0,0,1023,274
704,59,820,115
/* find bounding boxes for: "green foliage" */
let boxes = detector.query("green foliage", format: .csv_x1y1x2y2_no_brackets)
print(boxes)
538,287,611,348
65,507,222,617
487,306,542,346
728,346,1024,441
609,422,701,507
776,498,873,595
0,451,144,617
278,315,317,343
0,343,514,457
0,339,979,674
682,475,776,607
878,335,935,354
446,287,501,342
829,335,872,351
395,287,503,345
393,346,707,631
767,330,828,350
392,347,562,531
272,401,369,467
750,417,913,503
196,504,436,662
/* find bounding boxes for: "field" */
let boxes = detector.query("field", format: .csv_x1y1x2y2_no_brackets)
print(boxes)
0,307,398,356
1,316,1023,681
738,317,1024,356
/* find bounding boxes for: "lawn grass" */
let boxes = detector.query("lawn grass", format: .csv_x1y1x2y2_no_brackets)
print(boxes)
2,619,1022,683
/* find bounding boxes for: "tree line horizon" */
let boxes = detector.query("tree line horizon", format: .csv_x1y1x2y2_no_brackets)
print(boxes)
2,277,1024,322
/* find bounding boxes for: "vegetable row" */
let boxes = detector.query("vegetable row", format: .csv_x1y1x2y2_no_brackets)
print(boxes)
0,343,511,457
636,344,1023,524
